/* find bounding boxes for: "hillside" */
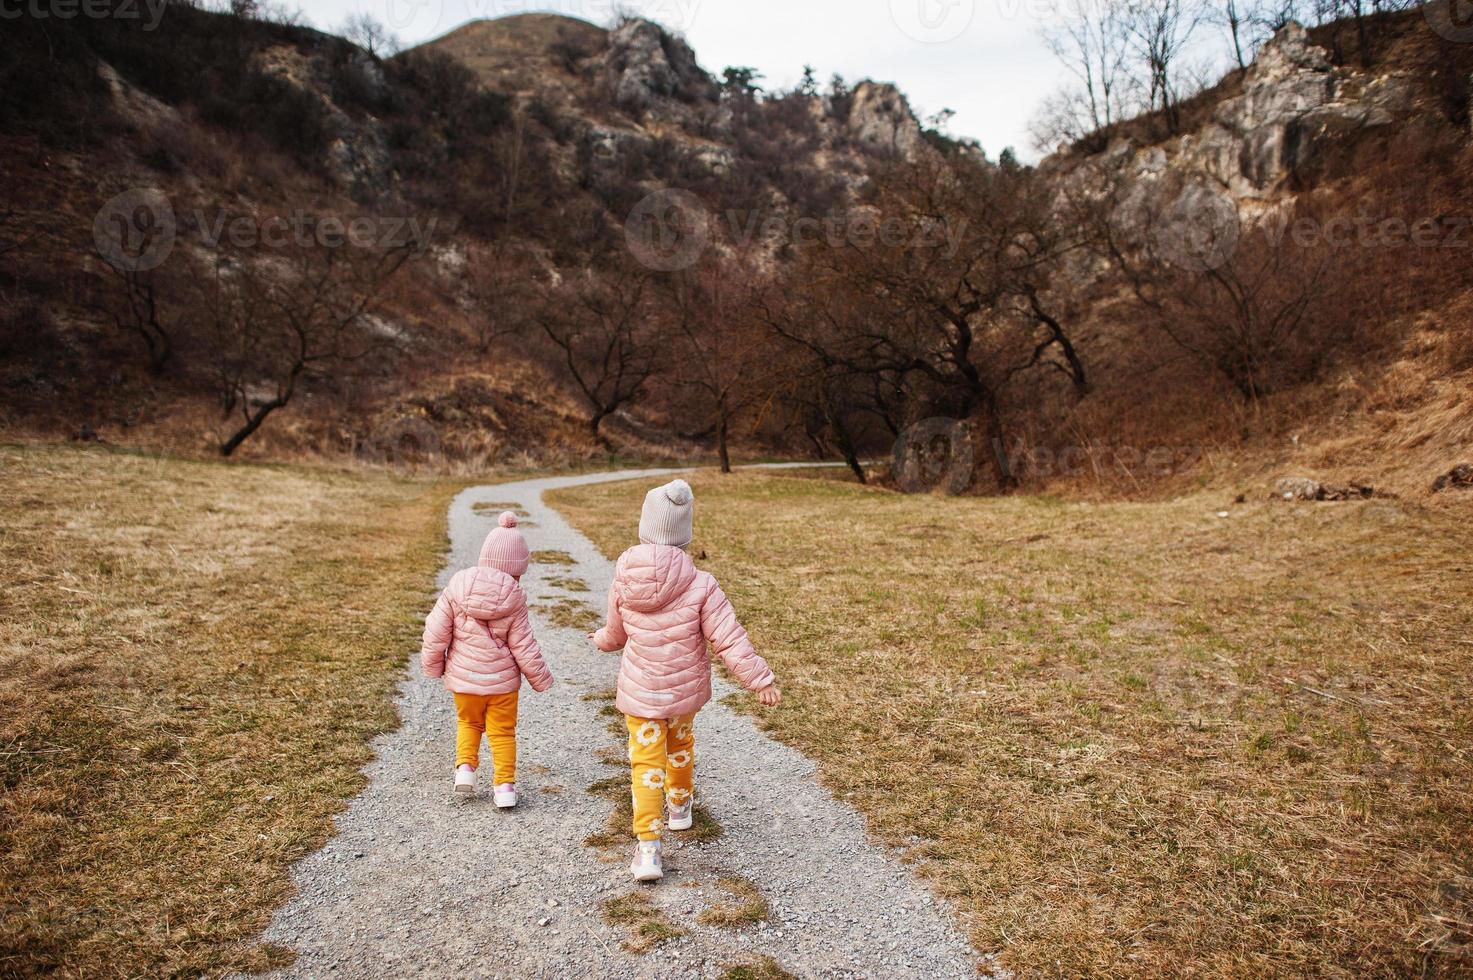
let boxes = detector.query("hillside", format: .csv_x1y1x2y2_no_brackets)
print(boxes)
0,5,929,467
0,4,1468,503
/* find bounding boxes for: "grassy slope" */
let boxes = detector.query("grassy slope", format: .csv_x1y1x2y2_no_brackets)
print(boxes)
549,473,1473,977
0,444,457,976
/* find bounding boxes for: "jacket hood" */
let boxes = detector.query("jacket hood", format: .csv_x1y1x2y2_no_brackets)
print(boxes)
457,567,526,622
615,544,698,613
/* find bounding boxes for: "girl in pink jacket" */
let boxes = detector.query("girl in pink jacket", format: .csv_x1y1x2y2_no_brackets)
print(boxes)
591,479,780,881
422,512,553,807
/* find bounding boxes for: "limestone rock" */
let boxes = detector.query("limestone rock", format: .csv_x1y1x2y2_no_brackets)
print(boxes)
1273,477,1377,501
599,19,716,119
847,82,923,159
1188,22,1417,196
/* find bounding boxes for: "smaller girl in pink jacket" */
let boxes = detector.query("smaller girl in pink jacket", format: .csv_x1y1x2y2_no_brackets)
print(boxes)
422,512,553,807
591,479,780,881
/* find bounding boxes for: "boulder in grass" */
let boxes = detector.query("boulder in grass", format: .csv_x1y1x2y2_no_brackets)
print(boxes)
1273,477,1377,501
1274,477,1323,500
1432,464,1473,493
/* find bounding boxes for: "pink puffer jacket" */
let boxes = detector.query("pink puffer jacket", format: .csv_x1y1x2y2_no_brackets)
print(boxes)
593,544,773,719
421,559,552,696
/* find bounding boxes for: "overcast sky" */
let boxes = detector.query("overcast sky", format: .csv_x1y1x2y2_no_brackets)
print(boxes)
290,0,1071,158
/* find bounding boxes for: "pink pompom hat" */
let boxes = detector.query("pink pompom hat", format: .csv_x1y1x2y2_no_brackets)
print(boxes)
478,511,531,578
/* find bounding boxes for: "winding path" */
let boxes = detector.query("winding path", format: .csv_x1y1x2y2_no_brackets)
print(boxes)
258,467,984,978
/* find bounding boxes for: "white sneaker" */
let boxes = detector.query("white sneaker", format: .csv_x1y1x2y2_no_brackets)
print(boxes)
453,765,475,797
493,783,518,808
667,800,693,831
630,840,663,881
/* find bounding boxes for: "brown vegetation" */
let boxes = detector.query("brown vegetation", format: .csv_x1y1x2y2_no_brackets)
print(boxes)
0,3,1467,498
0,444,455,975
552,471,1473,977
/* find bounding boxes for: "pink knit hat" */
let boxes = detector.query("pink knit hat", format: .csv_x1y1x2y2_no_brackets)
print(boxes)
479,512,530,578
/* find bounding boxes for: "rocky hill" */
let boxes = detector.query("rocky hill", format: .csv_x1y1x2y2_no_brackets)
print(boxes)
0,7,932,465
0,5,1467,498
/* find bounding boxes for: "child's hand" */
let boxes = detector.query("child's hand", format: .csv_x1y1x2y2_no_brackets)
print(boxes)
756,684,782,707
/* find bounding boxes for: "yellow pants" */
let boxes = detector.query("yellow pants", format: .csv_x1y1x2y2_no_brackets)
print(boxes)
454,691,519,784
625,713,696,841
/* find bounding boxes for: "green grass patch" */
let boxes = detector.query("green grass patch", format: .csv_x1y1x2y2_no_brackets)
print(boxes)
720,955,798,979
699,874,769,927
601,891,687,953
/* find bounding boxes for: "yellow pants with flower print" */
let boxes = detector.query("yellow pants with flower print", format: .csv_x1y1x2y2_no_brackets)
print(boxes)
625,713,696,841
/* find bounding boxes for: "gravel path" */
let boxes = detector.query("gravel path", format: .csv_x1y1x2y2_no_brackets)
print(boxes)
258,467,989,978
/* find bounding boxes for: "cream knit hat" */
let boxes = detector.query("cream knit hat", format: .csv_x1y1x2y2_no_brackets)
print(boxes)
639,479,694,548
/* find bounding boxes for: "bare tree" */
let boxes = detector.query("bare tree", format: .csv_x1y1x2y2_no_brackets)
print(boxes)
536,267,660,442
340,13,399,57
771,155,1092,491
0,208,23,262
665,255,775,472
206,235,415,456
1124,0,1204,133
0,207,31,304
495,106,531,229
756,280,896,483
1223,0,1253,68
1096,176,1336,400
1043,0,1137,135
99,266,175,374
462,243,534,354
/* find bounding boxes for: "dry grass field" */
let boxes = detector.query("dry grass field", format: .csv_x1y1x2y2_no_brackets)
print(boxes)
0,444,456,976
549,473,1473,977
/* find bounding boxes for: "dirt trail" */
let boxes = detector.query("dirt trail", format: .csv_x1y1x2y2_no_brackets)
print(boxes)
257,467,986,978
